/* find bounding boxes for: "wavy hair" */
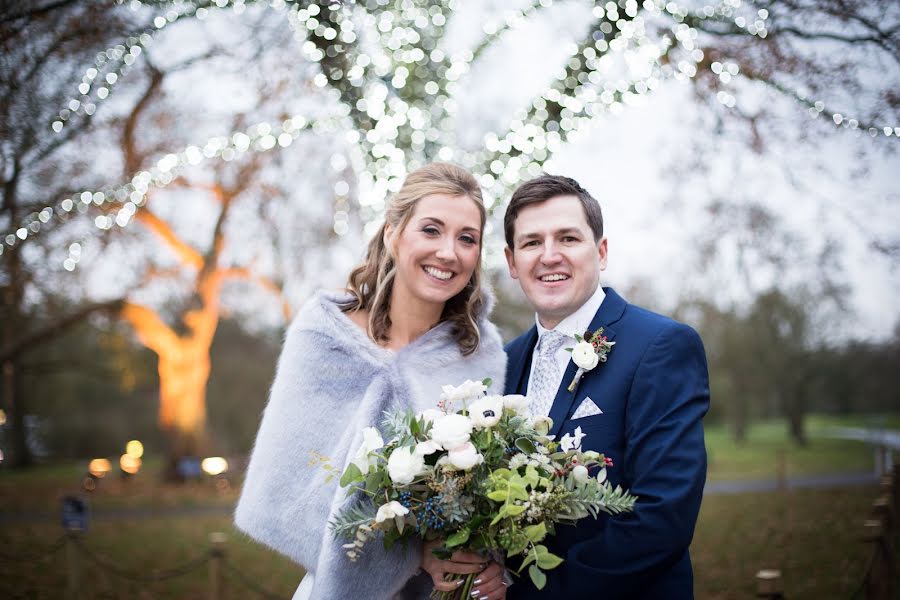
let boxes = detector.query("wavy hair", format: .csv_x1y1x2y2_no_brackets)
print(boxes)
343,163,486,355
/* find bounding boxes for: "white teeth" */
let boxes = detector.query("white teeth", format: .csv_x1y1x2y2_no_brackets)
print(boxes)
540,274,569,282
424,266,453,280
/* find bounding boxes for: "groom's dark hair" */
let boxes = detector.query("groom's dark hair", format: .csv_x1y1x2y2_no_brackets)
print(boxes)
504,175,603,248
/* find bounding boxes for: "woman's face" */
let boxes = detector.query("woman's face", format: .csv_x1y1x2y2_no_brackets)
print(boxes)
389,193,482,311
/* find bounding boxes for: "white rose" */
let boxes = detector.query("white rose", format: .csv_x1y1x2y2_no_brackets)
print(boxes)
572,464,590,484
417,409,443,424
430,414,473,450
502,394,530,415
351,427,384,475
375,500,410,524
571,341,600,370
468,395,504,429
414,440,441,456
387,446,426,485
439,380,487,408
447,442,483,470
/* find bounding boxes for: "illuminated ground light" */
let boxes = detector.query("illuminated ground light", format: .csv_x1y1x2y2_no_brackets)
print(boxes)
0,409,6,426
125,440,144,458
88,458,112,478
201,457,228,476
120,453,142,475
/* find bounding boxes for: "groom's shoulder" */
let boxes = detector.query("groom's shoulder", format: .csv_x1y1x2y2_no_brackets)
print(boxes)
620,300,702,347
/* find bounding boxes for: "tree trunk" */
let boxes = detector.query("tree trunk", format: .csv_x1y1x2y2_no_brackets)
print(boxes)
1,238,32,468
157,341,212,481
784,388,807,446
2,359,31,467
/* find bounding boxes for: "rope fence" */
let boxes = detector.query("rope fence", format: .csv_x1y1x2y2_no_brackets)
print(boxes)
0,534,66,562
0,526,290,600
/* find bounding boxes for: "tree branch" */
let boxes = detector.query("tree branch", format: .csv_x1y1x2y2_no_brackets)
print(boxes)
120,300,180,353
0,298,125,363
133,206,204,270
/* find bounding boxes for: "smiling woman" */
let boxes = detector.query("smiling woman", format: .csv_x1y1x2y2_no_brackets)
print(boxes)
343,162,488,354
234,163,509,600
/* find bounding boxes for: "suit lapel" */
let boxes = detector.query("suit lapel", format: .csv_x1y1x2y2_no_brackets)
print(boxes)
507,326,538,395
547,288,627,437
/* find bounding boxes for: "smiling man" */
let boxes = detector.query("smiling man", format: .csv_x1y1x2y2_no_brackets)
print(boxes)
502,175,710,600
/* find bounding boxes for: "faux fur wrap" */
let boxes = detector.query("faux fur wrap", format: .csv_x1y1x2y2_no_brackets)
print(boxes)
234,290,507,599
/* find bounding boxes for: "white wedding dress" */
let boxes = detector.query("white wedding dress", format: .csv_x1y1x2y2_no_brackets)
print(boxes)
292,573,314,600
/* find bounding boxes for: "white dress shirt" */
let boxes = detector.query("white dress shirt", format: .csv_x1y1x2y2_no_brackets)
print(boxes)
526,285,606,408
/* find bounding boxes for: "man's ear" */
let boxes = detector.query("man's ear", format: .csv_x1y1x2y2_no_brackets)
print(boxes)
504,245,519,280
597,236,608,271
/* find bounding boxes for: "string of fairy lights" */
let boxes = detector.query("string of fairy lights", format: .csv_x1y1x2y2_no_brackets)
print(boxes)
3,0,896,264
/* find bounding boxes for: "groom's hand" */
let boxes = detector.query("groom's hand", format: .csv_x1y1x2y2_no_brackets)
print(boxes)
421,540,507,598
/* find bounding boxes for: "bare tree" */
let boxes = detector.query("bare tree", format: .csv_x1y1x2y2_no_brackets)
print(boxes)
0,1,137,467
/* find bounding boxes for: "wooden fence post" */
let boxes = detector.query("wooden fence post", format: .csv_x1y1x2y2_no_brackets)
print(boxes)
893,464,900,522
65,531,81,600
208,532,226,600
755,569,784,599
862,519,890,600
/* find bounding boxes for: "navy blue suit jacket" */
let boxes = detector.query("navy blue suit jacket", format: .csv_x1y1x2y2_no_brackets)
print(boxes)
504,288,709,600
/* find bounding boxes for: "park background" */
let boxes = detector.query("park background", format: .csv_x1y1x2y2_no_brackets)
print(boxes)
1,0,898,598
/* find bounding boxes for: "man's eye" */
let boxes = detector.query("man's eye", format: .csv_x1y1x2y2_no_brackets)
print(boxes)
522,240,540,248
562,236,579,242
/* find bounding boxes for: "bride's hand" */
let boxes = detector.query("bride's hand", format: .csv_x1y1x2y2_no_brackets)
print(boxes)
421,540,507,599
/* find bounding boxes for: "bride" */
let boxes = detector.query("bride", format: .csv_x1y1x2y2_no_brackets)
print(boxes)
235,163,509,599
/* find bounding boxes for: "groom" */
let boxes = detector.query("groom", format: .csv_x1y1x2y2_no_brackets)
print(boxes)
502,175,710,599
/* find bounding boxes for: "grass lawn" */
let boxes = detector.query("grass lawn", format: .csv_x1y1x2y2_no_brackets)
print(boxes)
693,485,885,599
0,517,302,599
0,485,887,599
704,413,899,482
1,413,896,598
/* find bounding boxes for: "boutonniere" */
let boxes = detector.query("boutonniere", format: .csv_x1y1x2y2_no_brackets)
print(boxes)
565,328,615,392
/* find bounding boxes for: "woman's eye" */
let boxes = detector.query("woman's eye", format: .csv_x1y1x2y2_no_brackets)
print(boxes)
460,235,478,245
422,226,440,235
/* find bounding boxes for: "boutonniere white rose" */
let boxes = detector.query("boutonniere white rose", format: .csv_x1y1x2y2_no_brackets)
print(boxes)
565,327,615,393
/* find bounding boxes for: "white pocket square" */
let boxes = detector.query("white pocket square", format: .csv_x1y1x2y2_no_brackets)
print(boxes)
571,396,603,419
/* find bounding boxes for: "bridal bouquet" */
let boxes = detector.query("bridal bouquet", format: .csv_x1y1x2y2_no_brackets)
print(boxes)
329,379,636,597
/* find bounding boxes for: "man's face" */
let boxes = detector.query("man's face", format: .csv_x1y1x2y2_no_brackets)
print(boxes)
505,194,607,330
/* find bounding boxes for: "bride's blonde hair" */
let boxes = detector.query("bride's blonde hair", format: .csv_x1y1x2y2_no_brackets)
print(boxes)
343,163,486,355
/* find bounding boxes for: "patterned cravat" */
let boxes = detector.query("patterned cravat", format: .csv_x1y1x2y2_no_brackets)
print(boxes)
528,330,570,417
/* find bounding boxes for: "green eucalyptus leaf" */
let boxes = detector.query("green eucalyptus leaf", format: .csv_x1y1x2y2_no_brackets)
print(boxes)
536,551,563,570
445,529,470,548
339,463,363,488
524,522,547,543
529,565,547,590
515,437,536,454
